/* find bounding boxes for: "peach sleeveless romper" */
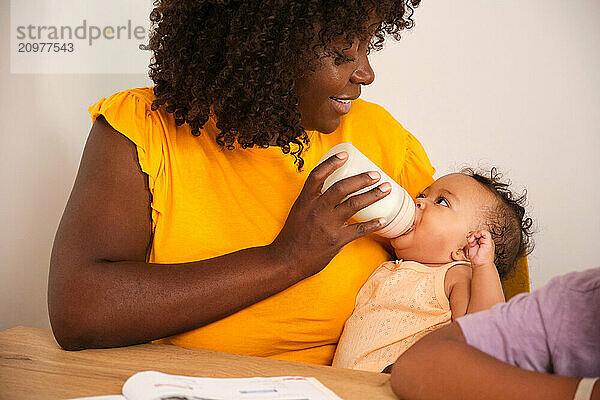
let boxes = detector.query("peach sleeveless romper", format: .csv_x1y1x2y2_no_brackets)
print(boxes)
333,260,469,372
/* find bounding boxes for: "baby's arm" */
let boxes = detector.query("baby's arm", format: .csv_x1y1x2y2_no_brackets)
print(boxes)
446,266,472,320
465,230,505,314
447,230,505,319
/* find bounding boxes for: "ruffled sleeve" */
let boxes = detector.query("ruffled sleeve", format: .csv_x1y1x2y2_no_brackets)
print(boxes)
88,87,168,226
398,131,436,199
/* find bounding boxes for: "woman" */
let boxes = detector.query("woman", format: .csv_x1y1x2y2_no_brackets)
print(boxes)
48,0,434,365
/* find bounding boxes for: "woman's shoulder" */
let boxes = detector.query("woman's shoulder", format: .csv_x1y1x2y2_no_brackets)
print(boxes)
88,87,175,178
88,86,173,135
101,86,156,104
89,86,158,120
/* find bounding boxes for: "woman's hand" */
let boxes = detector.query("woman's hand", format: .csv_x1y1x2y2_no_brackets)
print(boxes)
269,152,391,279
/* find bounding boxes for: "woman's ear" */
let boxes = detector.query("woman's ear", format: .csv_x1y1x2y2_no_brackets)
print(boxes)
451,245,470,262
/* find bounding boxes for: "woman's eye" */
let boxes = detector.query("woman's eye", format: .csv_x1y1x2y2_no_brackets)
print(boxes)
336,54,355,63
333,50,355,64
338,40,359,62
436,197,449,207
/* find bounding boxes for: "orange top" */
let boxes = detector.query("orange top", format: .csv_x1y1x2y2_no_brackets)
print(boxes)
88,87,436,365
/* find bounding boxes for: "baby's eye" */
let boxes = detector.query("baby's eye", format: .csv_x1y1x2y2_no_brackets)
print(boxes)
436,197,449,207
416,193,425,199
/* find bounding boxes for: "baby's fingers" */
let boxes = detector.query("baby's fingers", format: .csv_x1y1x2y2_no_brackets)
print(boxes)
468,230,491,242
476,230,493,244
466,231,480,247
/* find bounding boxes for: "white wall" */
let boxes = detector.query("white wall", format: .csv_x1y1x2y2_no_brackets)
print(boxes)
1,0,599,330
0,0,153,331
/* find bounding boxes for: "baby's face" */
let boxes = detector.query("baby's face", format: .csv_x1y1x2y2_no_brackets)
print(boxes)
390,173,495,265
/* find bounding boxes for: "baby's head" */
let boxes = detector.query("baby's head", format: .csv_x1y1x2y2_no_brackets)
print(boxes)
390,168,533,278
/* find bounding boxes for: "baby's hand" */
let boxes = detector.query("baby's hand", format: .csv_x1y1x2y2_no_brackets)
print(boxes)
466,230,495,269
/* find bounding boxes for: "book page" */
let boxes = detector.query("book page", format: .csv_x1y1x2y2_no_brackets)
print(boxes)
122,371,343,400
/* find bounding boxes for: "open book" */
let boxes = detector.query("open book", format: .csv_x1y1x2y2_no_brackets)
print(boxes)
71,370,343,400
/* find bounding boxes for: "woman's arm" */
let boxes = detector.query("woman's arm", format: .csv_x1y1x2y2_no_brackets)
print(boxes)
391,323,598,400
48,117,390,350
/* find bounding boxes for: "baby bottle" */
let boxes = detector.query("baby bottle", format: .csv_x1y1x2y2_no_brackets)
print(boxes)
317,142,415,238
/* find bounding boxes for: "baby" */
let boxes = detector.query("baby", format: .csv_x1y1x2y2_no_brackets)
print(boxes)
332,168,533,373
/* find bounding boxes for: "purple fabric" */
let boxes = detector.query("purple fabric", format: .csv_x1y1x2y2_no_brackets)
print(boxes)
457,267,600,377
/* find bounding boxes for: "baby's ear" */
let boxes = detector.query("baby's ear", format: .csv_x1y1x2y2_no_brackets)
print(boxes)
451,245,470,262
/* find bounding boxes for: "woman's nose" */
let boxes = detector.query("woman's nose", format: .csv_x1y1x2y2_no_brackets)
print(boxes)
350,50,375,86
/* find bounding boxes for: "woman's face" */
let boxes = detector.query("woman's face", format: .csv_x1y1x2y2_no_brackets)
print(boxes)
294,35,376,133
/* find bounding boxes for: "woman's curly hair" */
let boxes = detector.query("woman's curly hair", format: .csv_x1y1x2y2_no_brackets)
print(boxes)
148,0,421,169
463,167,535,280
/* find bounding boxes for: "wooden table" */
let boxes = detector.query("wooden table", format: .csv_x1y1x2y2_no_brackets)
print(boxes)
0,326,396,399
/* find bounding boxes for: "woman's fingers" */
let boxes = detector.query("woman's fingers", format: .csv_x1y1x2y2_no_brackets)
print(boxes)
271,153,396,278
320,170,382,205
304,152,349,196
344,218,387,242
335,182,392,221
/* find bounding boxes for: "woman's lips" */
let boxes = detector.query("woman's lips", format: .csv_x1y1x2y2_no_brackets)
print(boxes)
329,97,352,114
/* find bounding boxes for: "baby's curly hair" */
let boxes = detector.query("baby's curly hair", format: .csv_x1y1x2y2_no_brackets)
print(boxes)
148,0,421,169
463,167,534,280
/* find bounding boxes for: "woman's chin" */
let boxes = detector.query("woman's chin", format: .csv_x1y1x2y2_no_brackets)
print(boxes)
318,124,340,134
301,116,342,134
